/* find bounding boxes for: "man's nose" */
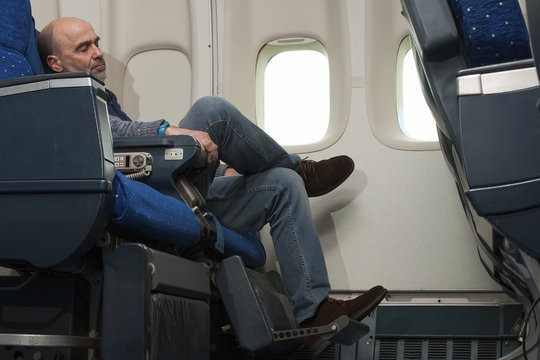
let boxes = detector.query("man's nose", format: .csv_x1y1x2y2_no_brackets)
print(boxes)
91,45,103,58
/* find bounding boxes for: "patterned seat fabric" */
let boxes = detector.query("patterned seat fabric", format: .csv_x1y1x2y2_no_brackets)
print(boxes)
448,0,531,66
0,0,43,79
0,50,32,79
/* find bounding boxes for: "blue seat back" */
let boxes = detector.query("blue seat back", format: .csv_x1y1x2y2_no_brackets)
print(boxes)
0,1,113,271
400,0,540,301
0,72,115,270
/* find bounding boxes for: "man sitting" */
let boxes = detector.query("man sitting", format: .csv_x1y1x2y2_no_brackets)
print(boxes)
38,17,387,354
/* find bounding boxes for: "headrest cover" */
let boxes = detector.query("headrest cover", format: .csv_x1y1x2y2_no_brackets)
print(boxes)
0,0,44,78
0,0,32,53
448,0,532,66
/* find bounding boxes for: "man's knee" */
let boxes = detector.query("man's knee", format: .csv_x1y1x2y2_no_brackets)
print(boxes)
191,96,232,118
180,96,235,129
186,96,253,135
264,167,305,196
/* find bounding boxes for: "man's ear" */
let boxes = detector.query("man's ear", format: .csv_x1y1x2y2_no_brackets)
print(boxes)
46,55,63,73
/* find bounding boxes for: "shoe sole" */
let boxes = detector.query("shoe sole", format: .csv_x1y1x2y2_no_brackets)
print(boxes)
308,161,355,197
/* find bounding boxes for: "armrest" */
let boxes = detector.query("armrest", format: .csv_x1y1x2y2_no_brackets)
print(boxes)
0,71,104,88
457,59,539,96
113,135,200,149
112,135,206,200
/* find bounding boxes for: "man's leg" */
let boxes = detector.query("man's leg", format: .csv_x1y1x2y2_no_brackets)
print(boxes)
178,96,356,198
207,167,387,355
205,167,330,323
179,96,301,174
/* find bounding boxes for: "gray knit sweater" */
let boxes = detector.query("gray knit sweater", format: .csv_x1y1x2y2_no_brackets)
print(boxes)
109,114,163,137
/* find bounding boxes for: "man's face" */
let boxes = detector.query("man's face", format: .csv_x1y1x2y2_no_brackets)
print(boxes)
55,20,107,80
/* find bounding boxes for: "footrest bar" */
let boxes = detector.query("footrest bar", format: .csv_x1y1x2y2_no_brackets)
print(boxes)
272,322,338,342
322,315,370,345
271,315,370,345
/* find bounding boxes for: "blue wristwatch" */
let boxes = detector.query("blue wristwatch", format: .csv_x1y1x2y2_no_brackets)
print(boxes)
158,120,170,136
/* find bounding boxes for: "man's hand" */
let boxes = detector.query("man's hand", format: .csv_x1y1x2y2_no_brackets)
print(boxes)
165,126,218,165
224,167,240,176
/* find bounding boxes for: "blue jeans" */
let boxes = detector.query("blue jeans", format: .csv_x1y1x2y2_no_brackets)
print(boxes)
178,96,330,323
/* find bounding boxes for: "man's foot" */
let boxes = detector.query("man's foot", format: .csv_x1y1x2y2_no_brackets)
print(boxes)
298,155,355,197
300,285,387,356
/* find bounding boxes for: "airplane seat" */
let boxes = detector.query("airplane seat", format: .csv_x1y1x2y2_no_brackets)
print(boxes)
0,62,212,360
0,1,263,358
400,0,540,354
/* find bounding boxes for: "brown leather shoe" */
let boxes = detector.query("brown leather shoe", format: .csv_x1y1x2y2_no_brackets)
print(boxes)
300,285,387,356
298,155,355,197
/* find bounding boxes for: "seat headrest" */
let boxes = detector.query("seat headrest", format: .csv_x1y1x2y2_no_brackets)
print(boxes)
448,0,532,67
0,0,32,53
0,0,44,79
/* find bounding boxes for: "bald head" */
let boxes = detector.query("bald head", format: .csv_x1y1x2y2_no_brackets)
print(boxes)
38,17,107,80
37,19,57,61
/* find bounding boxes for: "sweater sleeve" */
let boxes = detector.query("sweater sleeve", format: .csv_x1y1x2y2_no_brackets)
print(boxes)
214,163,228,177
109,115,163,137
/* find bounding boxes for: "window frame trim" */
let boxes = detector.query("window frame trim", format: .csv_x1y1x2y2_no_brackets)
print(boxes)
396,36,439,143
255,38,330,146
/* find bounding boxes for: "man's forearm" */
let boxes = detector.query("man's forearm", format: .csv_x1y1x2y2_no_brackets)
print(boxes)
109,115,163,137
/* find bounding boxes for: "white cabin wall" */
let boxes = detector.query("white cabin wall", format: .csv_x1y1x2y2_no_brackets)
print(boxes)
319,0,499,292
99,0,213,124
31,0,100,38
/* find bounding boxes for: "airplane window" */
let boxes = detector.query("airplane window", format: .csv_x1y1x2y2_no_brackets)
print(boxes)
256,39,329,146
396,37,438,142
